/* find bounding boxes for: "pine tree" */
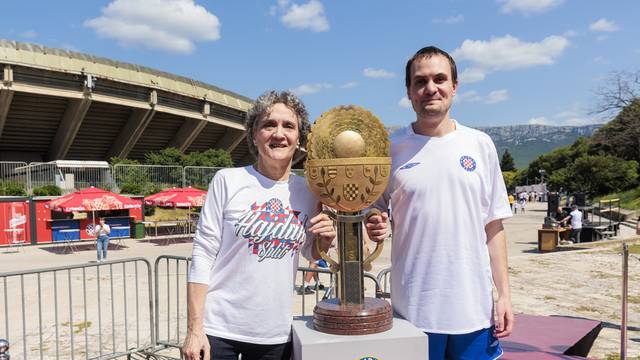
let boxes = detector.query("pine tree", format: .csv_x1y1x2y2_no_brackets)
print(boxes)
500,149,516,171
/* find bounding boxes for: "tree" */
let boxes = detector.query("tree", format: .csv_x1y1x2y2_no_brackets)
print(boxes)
593,70,640,115
546,155,638,195
145,147,185,166
500,149,515,171
589,99,640,163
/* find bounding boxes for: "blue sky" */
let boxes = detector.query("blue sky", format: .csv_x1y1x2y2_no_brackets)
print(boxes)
3,0,639,128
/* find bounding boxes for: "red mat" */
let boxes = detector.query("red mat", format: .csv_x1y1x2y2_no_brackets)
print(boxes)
501,314,602,360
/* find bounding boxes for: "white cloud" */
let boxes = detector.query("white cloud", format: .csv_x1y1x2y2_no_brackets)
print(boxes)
20,30,38,39
281,0,329,32
340,81,358,89
551,110,602,126
363,68,396,79
563,30,578,37
528,110,604,126
485,89,509,104
593,56,608,64
596,35,609,42
589,18,619,32
497,0,563,14
455,90,482,103
270,0,290,15
458,68,486,83
453,34,569,82
432,15,464,24
61,43,80,52
398,96,412,109
455,89,507,104
528,116,550,125
291,83,332,96
84,0,220,54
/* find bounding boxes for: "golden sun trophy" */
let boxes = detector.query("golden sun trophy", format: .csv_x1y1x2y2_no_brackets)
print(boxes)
305,105,392,335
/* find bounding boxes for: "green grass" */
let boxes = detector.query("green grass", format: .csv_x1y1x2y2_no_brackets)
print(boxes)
594,186,640,210
604,354,640,360
629,244,640,255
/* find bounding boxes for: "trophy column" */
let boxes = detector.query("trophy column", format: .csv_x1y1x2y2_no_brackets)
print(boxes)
336,211,364,305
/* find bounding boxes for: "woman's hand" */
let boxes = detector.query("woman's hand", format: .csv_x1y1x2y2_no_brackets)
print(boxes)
182,329,209,360
309,212,336,253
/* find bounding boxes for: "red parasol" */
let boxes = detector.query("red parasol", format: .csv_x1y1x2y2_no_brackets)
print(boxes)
45,186,142,212
144,187,206,208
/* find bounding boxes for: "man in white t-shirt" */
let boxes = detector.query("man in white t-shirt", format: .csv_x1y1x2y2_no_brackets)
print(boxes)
370,46,514,359
562,204,583,243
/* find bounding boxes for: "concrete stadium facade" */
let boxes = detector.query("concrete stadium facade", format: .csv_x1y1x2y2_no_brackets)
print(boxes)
0,40,260,165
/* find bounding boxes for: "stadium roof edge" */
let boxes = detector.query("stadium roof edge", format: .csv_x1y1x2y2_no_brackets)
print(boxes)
0,39,253,111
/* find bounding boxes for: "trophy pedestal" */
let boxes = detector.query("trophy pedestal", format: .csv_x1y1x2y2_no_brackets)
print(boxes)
313,297,392,335
292,316,428,360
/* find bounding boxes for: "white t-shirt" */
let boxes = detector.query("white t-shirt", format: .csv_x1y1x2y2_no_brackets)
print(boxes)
95,224,110,237
188,166,318,344
570,209,583,229
375,121,512,334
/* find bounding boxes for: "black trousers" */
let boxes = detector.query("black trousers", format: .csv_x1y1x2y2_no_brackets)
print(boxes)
207,335,292,360
570,228,582,243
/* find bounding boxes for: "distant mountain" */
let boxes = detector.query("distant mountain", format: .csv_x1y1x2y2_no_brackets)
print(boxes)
478,124,603,169
386,124,603,169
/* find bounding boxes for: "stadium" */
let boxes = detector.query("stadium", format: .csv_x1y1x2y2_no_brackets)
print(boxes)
0,39,255,165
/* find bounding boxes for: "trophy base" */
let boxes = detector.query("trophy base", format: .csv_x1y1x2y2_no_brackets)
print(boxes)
313,297,393,335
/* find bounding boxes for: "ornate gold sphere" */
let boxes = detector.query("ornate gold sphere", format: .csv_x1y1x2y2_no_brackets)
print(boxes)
334,130,365,158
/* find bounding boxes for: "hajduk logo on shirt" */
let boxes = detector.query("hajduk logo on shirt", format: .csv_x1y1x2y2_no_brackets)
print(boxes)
459,155,477,172
234,198,308,262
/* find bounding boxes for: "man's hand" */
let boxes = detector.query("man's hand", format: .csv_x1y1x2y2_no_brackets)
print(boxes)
182,329,209,360
494,295,514,338
365,212,389,243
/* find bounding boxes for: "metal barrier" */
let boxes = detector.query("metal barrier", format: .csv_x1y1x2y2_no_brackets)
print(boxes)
153,255,191,354
0,255,391,358
0,162,28,196
113,164,183,194
295,267,383,316
376,267,391,299
11,161,114,195
182,166,221,189
4,161,224,195
0,258,154,359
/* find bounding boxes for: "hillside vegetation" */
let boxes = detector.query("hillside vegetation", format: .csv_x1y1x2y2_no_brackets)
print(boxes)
509,99,640,204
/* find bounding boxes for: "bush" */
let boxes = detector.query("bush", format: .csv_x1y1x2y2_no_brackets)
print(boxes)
144,183,164,196
120,182,143,195
144,205,156,217
32,185,63,196
0,182,27,196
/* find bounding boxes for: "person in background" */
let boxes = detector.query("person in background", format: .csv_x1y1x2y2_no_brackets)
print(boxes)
508,194,515,213
561,204,583,244
95,218,110,262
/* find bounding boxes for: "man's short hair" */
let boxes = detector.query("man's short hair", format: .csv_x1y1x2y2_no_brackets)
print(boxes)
571,204,578,210
405,46,458,90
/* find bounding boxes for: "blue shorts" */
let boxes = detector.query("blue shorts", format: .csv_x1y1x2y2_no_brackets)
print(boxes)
426,326,503,360
314,259,328,268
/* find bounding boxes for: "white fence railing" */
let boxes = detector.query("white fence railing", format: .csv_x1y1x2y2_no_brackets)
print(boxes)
2,162,292,196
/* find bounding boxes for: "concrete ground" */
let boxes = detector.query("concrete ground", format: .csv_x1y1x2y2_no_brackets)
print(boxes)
0,201,638,358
